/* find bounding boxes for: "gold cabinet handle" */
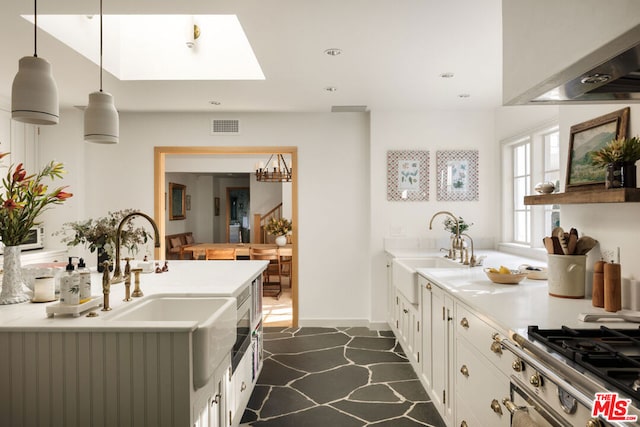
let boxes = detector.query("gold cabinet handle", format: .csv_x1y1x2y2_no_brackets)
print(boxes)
460,365,469,377
460,317,469,329
490,341,503,355
403,309,409,314
586,418,604,427
529,373,541,388
490,399,503,415
511,358,523,372
460,422,468,427
426,282,432,290
241,381,247,392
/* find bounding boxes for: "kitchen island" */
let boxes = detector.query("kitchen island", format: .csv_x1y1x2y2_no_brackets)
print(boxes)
0,260,268,427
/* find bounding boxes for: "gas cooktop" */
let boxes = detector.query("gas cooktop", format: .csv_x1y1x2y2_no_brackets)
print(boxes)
528,325,640,405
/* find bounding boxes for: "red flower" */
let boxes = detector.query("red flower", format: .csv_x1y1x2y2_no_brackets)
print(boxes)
12,163,26,182
3,199,18,210
55,190,73,200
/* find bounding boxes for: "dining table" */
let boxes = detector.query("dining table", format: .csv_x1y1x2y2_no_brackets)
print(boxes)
180,242,292,260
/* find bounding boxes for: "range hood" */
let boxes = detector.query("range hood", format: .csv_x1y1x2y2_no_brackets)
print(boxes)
510,25,640,104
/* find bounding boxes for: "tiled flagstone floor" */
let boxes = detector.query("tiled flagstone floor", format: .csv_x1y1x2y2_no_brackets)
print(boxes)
241,327,446,427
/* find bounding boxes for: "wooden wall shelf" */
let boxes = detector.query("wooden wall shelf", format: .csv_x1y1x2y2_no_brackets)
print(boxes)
524,188,640,205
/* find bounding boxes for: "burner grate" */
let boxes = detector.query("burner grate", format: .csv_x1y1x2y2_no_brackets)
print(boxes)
528,325,640,405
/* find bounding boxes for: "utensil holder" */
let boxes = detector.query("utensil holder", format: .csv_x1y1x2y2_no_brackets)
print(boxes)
547,254,586,298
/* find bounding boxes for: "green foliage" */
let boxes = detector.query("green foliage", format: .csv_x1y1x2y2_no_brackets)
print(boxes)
443,216,472,235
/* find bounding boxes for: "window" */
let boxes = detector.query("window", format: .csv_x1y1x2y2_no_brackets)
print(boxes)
502,123,559,248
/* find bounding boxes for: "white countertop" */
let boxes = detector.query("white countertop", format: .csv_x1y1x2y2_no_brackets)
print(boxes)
0,260,267,332
386,249,638,334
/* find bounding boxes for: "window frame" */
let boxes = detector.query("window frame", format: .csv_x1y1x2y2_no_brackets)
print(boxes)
501,121,559,249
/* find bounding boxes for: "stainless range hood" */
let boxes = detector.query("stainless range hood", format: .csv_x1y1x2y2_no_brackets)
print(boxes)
509,25,640,104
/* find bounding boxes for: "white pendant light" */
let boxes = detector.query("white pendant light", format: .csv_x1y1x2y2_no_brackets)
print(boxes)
84,0,118,144
11,0,59,125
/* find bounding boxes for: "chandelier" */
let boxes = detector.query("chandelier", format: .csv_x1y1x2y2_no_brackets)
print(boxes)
255,154,292,182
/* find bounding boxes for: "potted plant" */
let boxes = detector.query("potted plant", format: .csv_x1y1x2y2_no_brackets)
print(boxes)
590,136,640,189
443,216,472,236
56,209,152,271
0,154,73,304
264,216,292,247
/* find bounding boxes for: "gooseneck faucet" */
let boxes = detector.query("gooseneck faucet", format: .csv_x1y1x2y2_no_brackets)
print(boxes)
111,211,160,284
461,233,476,266
428,211,462,261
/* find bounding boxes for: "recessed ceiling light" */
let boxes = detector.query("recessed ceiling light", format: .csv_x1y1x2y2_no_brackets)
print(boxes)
440,72,455,78
209,100,221,105
325,86,337,92
324,48,342,56
458,93,471,98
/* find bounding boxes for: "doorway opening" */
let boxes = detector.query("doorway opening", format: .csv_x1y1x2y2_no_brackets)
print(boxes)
154,146,298,328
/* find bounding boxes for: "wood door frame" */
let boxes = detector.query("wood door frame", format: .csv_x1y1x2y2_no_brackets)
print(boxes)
154,146,298,327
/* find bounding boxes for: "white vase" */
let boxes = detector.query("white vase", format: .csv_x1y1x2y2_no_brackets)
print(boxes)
0,246,31,304
275,235,287,247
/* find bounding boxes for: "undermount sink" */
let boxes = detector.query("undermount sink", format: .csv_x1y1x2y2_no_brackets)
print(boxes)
107,293,236,389
392,257,466,304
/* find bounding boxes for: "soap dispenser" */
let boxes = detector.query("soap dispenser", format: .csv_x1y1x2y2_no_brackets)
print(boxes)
77,258,92,304
60,257,80,305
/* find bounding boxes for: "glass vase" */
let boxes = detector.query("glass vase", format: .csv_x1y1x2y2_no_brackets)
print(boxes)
0,246,31,304
606,161,637,189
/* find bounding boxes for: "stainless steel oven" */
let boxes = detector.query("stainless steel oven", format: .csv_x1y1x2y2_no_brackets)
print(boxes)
231,285,251,373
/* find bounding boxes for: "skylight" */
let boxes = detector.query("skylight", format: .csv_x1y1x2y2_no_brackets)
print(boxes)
24,14,265,81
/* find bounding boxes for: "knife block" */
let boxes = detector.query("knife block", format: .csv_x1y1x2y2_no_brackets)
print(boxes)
603,262,622,312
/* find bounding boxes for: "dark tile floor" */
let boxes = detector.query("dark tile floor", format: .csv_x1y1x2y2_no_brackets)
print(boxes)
241,327,446,427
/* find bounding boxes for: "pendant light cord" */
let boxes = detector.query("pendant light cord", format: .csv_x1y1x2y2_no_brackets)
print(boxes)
99,0,103,92
33,0,37,57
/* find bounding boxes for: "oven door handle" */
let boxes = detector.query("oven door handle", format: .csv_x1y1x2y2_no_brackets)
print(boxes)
501,336,595,410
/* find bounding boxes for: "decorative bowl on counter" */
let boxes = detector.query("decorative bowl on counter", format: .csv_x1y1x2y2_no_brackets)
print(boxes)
484,268,527,285
518,264,548,280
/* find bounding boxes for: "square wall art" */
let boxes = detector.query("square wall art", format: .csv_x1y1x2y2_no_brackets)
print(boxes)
386,150,429,201
436,150,479,201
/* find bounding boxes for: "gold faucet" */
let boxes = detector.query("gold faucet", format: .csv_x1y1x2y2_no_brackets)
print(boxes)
460,233,476,266
111,211,161,284
429,211,462,261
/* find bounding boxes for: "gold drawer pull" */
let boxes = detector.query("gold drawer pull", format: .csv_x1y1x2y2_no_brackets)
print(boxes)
512,358,523,372
460,317,469,329
490,399,503,415
490,341,503,355
460,365,469,377
426,282,432,290
460,422,468,427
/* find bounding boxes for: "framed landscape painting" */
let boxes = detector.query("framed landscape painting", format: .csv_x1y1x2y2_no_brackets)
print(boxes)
566,107,629,191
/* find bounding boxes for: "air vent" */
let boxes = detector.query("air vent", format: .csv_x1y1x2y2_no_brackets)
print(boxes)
211,119,240,135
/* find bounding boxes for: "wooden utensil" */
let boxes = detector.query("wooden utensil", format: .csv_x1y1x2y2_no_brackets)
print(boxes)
567,233,578,254
575,236,597,255
543,237,554,254
551,236,564,255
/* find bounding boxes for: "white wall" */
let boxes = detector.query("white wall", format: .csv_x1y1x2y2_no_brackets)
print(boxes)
40,110,372,326
369,109,500,322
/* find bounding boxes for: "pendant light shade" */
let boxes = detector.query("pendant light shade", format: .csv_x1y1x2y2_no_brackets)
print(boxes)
84,91,118,144
11,0,59,125
84,0,119,144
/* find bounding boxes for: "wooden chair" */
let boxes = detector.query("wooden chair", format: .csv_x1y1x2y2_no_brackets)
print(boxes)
249,247,282,299
279,255,292,287
205,248,237,260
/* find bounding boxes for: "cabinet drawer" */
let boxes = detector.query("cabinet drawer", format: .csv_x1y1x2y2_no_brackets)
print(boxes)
455,338,510,427
456,303,513,376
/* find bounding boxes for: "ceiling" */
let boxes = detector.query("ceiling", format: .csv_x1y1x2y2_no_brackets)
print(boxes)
0,0,503,113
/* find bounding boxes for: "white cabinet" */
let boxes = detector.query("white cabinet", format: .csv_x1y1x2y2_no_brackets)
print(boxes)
229,347,254,426
454,303,515,427
193,360,230,427
392,289,421,367
427,279,454,426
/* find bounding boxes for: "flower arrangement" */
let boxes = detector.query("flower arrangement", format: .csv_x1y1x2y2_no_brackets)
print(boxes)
55,209,152,258
590,136,640,167
0,153,72,246
264,216,292,236
443,216,472,235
